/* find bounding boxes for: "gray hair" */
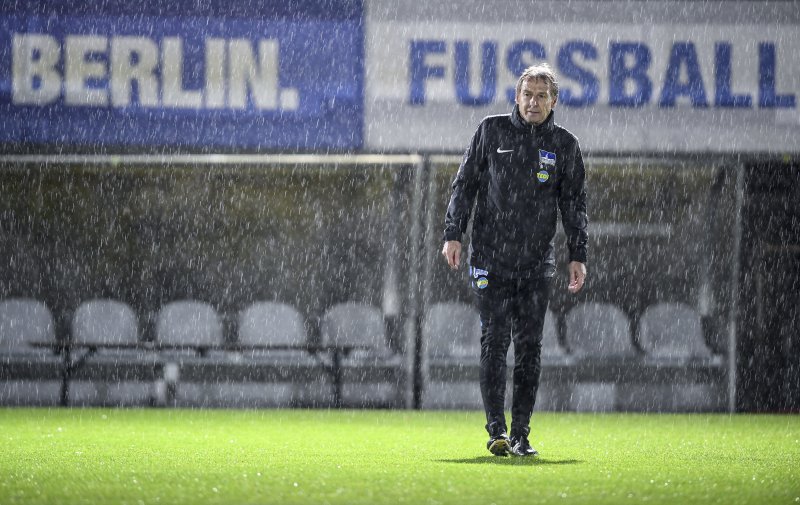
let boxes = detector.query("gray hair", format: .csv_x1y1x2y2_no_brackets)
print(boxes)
515,63,559,99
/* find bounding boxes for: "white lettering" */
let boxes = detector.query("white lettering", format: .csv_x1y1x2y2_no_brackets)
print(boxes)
110,36,159,107
10,33,299,111
204,38,227,109
279,88,299,111
64,35,108,106
228,39,278,110
12,34,61,105
161,37,202,108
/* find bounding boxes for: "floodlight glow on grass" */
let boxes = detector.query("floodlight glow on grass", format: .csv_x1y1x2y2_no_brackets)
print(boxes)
1,408,798,505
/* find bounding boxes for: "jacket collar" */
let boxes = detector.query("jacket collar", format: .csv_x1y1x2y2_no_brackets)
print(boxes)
510,104,556,136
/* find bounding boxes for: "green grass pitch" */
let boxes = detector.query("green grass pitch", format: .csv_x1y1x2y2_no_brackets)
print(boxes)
1,408,798,504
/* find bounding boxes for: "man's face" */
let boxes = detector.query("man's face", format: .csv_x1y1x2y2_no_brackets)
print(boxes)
515,78,557,126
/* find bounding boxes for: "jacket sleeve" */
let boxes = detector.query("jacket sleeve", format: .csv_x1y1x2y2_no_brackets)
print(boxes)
558,138,588,264
443,122,486,242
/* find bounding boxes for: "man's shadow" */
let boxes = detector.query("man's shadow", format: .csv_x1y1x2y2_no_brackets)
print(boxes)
436,457,583,466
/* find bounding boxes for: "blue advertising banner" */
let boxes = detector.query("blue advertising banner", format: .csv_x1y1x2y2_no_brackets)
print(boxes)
0,0,364,150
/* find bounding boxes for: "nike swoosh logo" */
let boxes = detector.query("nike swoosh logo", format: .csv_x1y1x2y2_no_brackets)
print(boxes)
496,148,513,153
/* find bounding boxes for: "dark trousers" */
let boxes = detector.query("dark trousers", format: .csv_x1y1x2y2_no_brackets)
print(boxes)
471,272,552,438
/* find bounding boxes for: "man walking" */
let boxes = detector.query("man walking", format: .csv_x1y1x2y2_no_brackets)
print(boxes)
442,63,588,457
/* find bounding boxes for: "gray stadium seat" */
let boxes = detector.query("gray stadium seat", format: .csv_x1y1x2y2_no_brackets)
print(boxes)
422,302,559,410
156,300,223,348
68,299,155,407
319,302,402,407
423,301,533,368
638,302,714,360
73,299,139,346
619,302,725,412
541,309,570,362
423,302,481,363
565,302,635,412
154,300,224,407
321,302,392,352
215,302,318,408
0,298,61,406
421,302,483,409
0,298,57,356
238,301,309,350
536,309,573,410
564,302,636,358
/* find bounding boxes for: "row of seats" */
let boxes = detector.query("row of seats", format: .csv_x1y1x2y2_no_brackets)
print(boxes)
421,301,724,411
0,298,400,408
1,298,724,411
0,298,393,354
423,301,719,362
2,298,714,360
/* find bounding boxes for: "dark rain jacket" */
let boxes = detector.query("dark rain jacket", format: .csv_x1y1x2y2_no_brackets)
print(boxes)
443,106,588,279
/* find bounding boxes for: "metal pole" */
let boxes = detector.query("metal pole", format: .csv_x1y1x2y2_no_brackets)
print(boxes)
404,157,427,409
417,156,442,409
728,160,745,413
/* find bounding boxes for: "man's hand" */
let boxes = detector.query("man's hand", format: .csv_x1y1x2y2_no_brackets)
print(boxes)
442,241,462,270
568,261,586,293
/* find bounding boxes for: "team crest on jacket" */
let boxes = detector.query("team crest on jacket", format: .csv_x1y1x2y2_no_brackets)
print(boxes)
470,266,488,279
538,149,556,168
536,149,556,183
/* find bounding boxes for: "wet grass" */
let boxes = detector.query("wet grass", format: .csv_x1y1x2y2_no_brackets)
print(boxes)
1,408,798,504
